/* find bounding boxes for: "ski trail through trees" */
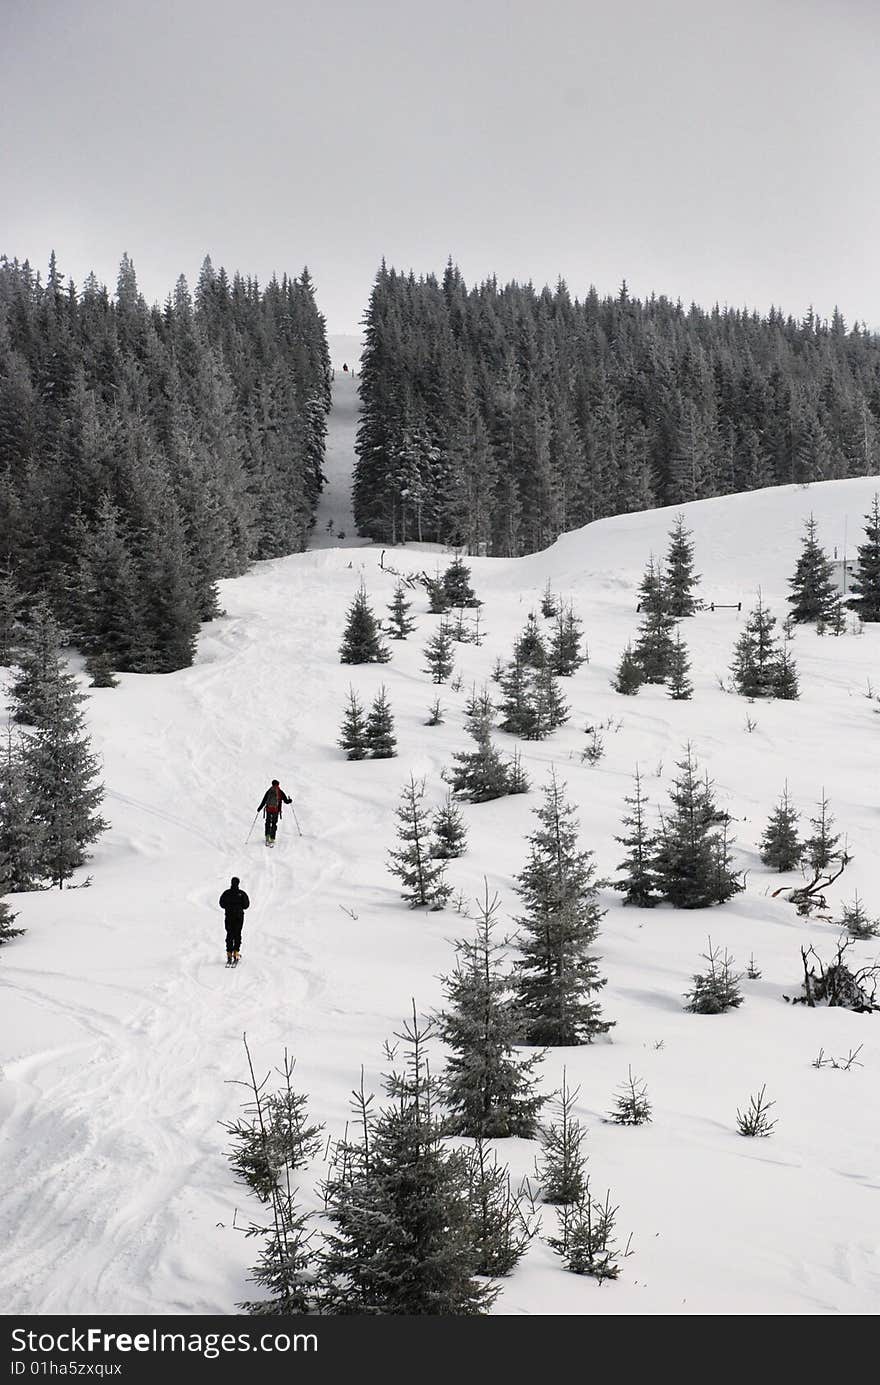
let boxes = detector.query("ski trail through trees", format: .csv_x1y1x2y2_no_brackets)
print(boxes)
309,371,372,550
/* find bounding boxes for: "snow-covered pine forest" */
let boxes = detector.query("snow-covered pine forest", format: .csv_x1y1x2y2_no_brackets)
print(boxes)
2,262,880,1316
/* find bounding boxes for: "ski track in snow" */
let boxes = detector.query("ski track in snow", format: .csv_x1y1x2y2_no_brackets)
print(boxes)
2,374,880,1314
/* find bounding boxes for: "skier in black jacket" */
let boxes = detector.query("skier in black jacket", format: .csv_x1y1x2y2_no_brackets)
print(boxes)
219,876,250,964
257,779,292,846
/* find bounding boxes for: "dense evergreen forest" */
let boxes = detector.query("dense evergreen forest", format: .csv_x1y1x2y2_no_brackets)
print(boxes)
0,252,330,672
354,262,880,555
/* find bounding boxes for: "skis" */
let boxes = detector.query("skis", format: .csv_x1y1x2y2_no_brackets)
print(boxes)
226,957,241,968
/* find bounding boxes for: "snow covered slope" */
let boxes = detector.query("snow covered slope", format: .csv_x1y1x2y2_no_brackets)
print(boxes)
2,466,879,1316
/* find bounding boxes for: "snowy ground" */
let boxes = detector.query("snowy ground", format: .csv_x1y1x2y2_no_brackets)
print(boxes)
1,386,879,1314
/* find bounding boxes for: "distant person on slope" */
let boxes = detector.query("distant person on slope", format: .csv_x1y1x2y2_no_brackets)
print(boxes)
220,875,249,965
258,778,292,846
342,361,348,372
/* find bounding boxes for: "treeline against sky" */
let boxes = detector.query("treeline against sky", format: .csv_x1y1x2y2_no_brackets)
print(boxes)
354,261,880,555
0,253,330,671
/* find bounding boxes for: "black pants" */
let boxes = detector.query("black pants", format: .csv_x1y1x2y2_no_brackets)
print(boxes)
225,922,243,953
265,812,279,840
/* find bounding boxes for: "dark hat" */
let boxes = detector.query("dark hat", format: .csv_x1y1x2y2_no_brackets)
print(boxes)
231,876,240,887
272,779,279,786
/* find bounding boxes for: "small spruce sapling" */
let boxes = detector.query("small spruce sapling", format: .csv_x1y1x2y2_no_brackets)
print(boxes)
387,775,452,909
423,624,455,683
387,581,416,639
608,1067,652,1125
547,1181,632,1281
684,938,743,1014
760,784,801,870
839,894,880,940
735,1085,777,1137
338,687,369,760
535,1071,587,1205
613,643,643,695
431,793,468,858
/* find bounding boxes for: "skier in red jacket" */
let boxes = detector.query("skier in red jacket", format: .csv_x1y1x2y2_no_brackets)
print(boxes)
257,779,292,846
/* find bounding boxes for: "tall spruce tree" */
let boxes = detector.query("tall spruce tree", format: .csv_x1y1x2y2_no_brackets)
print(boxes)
388,776,451,909
22,663,108,888
365,685,396,758
846,493,880,621
614,767,660,907
513,614,547,668
760,784,802,870
0,727,46,891
788,514,839,624
653,747,741,908
530,663,570,739
436,883,545,1138
339,585,390,664
665,515,700,617
498,654,536,738
7,607,68,724
513,772,613,1045
321,1008,498,1315
0,568,22,664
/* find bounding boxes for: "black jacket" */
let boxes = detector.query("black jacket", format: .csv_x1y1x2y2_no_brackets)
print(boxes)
258,785,292,814
219,886,250,925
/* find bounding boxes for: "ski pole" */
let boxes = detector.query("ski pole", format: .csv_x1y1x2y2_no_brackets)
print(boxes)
291,804,303,837
245,811,260,845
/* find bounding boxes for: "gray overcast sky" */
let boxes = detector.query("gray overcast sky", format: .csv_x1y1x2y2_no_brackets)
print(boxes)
3,0,879,332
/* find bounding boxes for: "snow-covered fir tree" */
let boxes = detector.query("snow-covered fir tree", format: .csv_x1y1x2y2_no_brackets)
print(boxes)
387,775,451,909
386,581,417,639
424,571,450,614
436,883,545,1138
529,663,569,739
321,1008,498,1314
513,613,546,668
513,772,613,1045
787,514,839,624
535,1071,587,1204
339,584,390,664
666,627,693,699
338,687,369,760
846,493,880,621
422,624,455,683
0,569,22,664
431,792,468,859
507,746,530,795
637,555,667,617
365,685,396,758
760,784,801,870
653,747,741,908
548,605,585,676
445,716,513,802
22,666,108,889
7,606,68,724
442,556,480,608
498,655,536,737
613,642,643,694
614,767,660,907
665,514,700,617
731,594,797,698
0,727,46,891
